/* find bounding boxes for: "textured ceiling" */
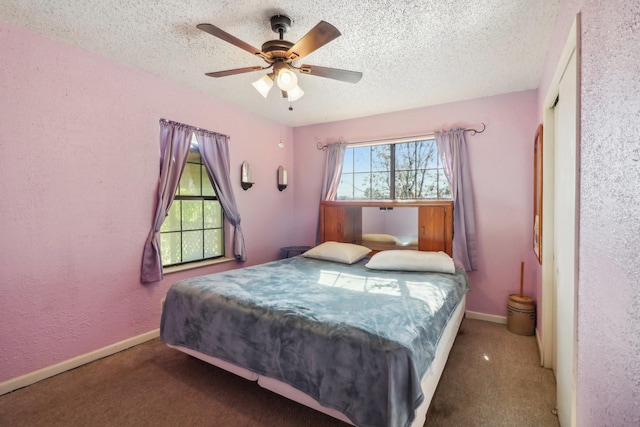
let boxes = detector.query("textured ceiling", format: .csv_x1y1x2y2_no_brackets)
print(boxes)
0,0,560,127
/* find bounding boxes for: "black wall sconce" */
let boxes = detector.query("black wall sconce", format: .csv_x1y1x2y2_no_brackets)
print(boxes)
277,166,287,191
241,161,254,190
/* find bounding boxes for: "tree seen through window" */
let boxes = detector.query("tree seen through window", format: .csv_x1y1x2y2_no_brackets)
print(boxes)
337,139,451,200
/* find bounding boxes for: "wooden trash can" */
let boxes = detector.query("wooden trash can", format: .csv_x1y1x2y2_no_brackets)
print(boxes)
507,294,536,336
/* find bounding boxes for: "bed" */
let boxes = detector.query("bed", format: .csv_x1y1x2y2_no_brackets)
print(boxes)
160,244,469,427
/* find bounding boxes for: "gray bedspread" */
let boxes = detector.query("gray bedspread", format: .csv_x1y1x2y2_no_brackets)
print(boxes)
160,256,470,427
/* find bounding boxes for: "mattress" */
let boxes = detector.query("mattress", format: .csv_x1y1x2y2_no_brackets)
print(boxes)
161,255,469,427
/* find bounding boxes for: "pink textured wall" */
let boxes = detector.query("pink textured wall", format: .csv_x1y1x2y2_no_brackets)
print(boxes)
292,91,541,316
537,0,640,424
578,1,640,422
0,20,295,382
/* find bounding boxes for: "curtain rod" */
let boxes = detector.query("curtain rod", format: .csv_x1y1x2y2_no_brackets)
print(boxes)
159,118,230,139
316,123,486,151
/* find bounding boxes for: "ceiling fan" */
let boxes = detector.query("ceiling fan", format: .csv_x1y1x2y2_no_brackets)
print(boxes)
197,15,363,103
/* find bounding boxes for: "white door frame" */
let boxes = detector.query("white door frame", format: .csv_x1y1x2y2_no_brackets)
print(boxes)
540,15,578,369
540,14,580,427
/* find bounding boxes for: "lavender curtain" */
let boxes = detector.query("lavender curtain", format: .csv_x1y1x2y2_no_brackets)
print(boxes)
195,130,247,262
320,142,347,200
435,128,478,271
141,120,193,283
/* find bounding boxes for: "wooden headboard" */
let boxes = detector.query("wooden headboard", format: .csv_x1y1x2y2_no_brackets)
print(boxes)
319,200,453,256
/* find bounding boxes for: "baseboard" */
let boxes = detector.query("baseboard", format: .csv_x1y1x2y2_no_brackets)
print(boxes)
465,310,507,324
0,329,160,396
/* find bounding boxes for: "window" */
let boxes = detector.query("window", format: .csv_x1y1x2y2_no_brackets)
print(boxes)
337,139,451,200
160,136,225,267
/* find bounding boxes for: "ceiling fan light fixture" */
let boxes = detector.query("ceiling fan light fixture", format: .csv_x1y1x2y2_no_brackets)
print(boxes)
287,85,304,102
276,67,298,91
252,73,274,98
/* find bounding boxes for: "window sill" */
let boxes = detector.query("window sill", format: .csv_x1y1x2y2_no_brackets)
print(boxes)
163,257,235,274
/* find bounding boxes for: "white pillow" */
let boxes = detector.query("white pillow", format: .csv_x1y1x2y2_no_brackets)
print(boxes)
406,238,419,246
365,250,455,273
362,233,402,245
302,241,371,265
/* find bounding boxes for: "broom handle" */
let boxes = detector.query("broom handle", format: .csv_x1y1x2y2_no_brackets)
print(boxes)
520,261,524,297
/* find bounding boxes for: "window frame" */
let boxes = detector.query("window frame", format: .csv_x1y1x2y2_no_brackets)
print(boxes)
337,137,451,201
159,137,226,268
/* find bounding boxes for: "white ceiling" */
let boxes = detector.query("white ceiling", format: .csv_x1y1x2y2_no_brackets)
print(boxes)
0,0,560,127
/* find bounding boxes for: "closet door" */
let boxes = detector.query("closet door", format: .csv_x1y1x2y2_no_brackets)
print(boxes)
553,49,578,427
418,205,452,255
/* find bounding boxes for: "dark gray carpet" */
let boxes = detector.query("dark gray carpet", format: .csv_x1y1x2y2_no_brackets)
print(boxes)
427,319,558,426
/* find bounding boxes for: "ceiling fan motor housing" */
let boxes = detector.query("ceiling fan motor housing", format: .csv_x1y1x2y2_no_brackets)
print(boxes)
262,15,294,60
261,40,294,59
270,15,291,35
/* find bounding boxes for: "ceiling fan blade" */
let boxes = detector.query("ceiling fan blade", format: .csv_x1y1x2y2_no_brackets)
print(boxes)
197,23,268,60
286,21,341,61
299,64,363,84
205,66,266,78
